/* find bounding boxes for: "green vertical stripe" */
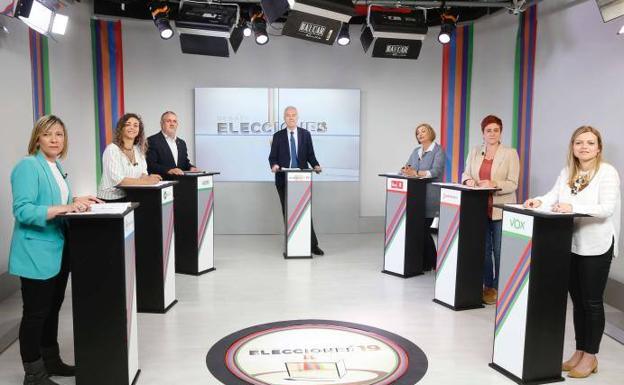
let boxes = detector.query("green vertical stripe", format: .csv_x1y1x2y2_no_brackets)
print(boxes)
464,25,474,159
41,36,51,114
511,17,522,150
91,20,103,183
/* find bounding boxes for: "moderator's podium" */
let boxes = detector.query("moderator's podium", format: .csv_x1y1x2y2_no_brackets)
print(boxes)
119,181,178,313
379,174,432,278
279,169,314,259
169,172,220,275
433,183,498,310
490,204,586,385
62,204,140,385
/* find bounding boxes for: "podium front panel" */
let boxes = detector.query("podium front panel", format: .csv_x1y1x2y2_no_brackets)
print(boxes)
493,210,534,378
161,186,176,308
434,188,462,306
124,213,139,384
286,172,312,257
197,175,215,271
383,178,408,274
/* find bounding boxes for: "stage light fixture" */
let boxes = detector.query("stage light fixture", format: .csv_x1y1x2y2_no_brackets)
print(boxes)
175,1,243,57
13,0,68,36
619,24,624,34
337,22,350,46
243,22,252,37
261,0,354,45
438,13,457,45
149,0,173,40
51,12,68,35
251,12,268,45
360,7,428,60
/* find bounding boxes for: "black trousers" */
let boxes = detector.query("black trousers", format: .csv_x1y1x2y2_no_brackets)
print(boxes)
19,249,70,363
276,184,318,248
569,240,614,354
423,218,437,271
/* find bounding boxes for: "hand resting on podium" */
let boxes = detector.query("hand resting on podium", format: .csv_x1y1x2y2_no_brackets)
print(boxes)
523,199,573,213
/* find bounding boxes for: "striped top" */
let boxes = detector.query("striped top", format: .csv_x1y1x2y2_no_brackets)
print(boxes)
98,143,147,200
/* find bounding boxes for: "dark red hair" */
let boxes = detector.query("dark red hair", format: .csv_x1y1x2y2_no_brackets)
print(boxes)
481,115,503,132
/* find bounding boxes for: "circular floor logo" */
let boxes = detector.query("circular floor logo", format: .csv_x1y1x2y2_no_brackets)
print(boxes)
207,320,428,385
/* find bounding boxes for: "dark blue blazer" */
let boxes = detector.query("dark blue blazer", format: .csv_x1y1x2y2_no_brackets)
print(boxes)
268,127,319,187
146,132,193,176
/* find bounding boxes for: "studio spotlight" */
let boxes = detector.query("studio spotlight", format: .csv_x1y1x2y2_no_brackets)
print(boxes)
149,0,174,40
337,23,350,46
251,12,268,45
438,13,457,45
243,22,252,37
619,25,624,35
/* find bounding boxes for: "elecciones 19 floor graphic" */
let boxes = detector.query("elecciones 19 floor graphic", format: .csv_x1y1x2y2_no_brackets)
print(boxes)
207,320,428,385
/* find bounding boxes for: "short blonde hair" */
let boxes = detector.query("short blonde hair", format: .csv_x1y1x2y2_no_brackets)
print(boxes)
415,123,436,143
567,125,603,190
27,115,68,159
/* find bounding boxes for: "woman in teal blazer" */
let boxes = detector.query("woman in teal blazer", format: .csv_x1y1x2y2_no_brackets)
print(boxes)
9,115,99,385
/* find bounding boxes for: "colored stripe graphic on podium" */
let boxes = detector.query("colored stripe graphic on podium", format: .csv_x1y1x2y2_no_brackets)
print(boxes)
287,185,312,240
91,19,125,180
162,202,175,279
29,29,51,121
512,6,537,202
198,189,214,250
495,239,532,336
125,233,136,343
440,24,473,183
384,195,407,252
436,204,460,274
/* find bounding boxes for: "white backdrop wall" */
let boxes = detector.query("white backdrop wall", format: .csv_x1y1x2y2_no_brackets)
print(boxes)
122,20,443,234
0,16,32,278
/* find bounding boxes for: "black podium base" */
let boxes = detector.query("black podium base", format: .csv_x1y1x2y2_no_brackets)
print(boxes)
381,270,422,279
138,299,178,314
131,370,141,385
433,299,484,311
177,267,216,276
489,363,564,385
283,253,313,259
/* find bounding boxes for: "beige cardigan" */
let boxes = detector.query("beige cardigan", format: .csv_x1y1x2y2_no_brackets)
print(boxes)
461,144,520,220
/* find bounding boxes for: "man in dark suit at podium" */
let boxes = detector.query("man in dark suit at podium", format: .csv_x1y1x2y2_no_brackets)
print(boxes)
269,106,324,255
147,111,199,176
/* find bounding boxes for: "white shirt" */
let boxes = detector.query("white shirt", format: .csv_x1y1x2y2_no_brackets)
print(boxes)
162,131,178,166
535,163,621,257
46,160,69,204
287,127,298,164
98,143,148,200
416,142,436,178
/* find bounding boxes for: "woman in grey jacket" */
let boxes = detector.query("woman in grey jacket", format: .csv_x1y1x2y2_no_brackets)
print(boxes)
401,123,446,271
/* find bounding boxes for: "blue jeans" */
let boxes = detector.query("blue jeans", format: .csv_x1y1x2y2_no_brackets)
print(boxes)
483,219,502,289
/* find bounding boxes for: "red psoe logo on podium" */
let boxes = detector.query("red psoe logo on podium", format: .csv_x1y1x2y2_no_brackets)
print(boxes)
387,178,407,193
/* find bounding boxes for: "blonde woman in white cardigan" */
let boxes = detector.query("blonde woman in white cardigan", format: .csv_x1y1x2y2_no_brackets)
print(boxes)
525,126,621,379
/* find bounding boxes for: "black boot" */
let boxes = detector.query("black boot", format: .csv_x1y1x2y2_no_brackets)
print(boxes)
41,345,75,377
22,358,60,385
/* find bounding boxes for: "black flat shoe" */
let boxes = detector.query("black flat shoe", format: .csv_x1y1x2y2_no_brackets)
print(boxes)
312,246,325,256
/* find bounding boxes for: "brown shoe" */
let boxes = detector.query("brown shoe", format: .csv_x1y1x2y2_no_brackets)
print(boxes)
568,358,598,378
482,288,497,305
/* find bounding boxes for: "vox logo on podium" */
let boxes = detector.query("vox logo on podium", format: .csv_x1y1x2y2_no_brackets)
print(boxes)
509,218,525,230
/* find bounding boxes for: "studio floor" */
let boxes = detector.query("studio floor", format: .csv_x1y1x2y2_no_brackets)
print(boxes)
1,234,623,385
